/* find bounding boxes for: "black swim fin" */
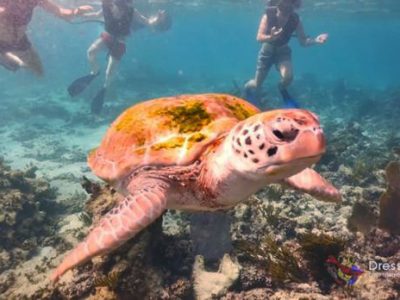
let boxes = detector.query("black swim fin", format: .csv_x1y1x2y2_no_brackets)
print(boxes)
278,83,300,108
91,87,106,114
68,72,99,97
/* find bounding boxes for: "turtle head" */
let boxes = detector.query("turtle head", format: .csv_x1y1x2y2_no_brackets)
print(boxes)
228,109,325,181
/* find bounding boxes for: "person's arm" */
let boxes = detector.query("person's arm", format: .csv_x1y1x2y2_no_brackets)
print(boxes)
256,14,283,43
40,0,93,21
296,20,328,47
79,9,103,20
133,8,152,27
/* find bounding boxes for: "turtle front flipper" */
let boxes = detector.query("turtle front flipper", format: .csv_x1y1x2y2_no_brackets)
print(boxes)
283,168,341,203
50,179,169,282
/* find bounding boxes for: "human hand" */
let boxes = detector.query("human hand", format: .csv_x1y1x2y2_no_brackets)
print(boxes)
270,26,283,40
151,10,172,32
315,33,328,44
76,5,94,16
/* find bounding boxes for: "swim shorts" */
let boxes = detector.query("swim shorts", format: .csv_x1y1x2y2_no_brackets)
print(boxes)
100,32,126,60
256,42,292,74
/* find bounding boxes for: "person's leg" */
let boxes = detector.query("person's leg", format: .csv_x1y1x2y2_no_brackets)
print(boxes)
91,39,125,114
87,38,106,75
14,47,44,76
90,54,120,114
247,44,274,91
0,52,23,71
278,59,300,108
278,59,294,99
244,44,275,106
104,55,120,88
276,46,299,108
90,55,119,114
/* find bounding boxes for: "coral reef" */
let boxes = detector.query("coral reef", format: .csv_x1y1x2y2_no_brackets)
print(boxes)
299,233,344,290
193,254,240,300
1,81,400,299
0,159,59,257
347,201,377,234
234,236,304,285
0,160,71,296
379,161,400,234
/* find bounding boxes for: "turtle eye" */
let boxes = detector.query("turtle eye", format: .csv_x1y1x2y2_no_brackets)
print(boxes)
273,130,284,140
272,129,299,142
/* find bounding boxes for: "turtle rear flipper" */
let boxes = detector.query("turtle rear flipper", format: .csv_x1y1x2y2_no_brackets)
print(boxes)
283,168,341,203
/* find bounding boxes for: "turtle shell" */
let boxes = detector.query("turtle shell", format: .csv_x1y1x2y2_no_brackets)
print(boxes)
88,94,260,182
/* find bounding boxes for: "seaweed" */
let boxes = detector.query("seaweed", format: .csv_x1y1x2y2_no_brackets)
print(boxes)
78,212,92,226
263,185,285,202
81,176,102,197
234,236,304,284
379,161,400,235
299,233,345,286
351,159,370,182
93,271,120,290
24,163,38,179
260,204,280,227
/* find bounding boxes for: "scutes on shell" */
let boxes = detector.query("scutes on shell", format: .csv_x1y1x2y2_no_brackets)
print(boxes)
88,94,260,182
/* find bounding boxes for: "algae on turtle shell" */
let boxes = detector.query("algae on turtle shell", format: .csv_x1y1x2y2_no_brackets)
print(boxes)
158,100,212,133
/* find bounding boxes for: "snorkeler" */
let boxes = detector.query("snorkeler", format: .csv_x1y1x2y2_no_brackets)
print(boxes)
244,0,328,108
0,0,93,76
68,0,172,115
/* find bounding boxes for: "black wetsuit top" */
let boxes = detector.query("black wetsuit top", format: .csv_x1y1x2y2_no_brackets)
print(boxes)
0,0,40,26
102,0,134,38
265,7,299,47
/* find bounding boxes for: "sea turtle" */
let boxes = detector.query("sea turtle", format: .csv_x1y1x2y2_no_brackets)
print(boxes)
51,93,341,282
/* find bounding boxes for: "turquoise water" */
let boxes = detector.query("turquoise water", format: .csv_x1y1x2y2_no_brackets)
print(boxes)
1,1,400,298
2,1,400,99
